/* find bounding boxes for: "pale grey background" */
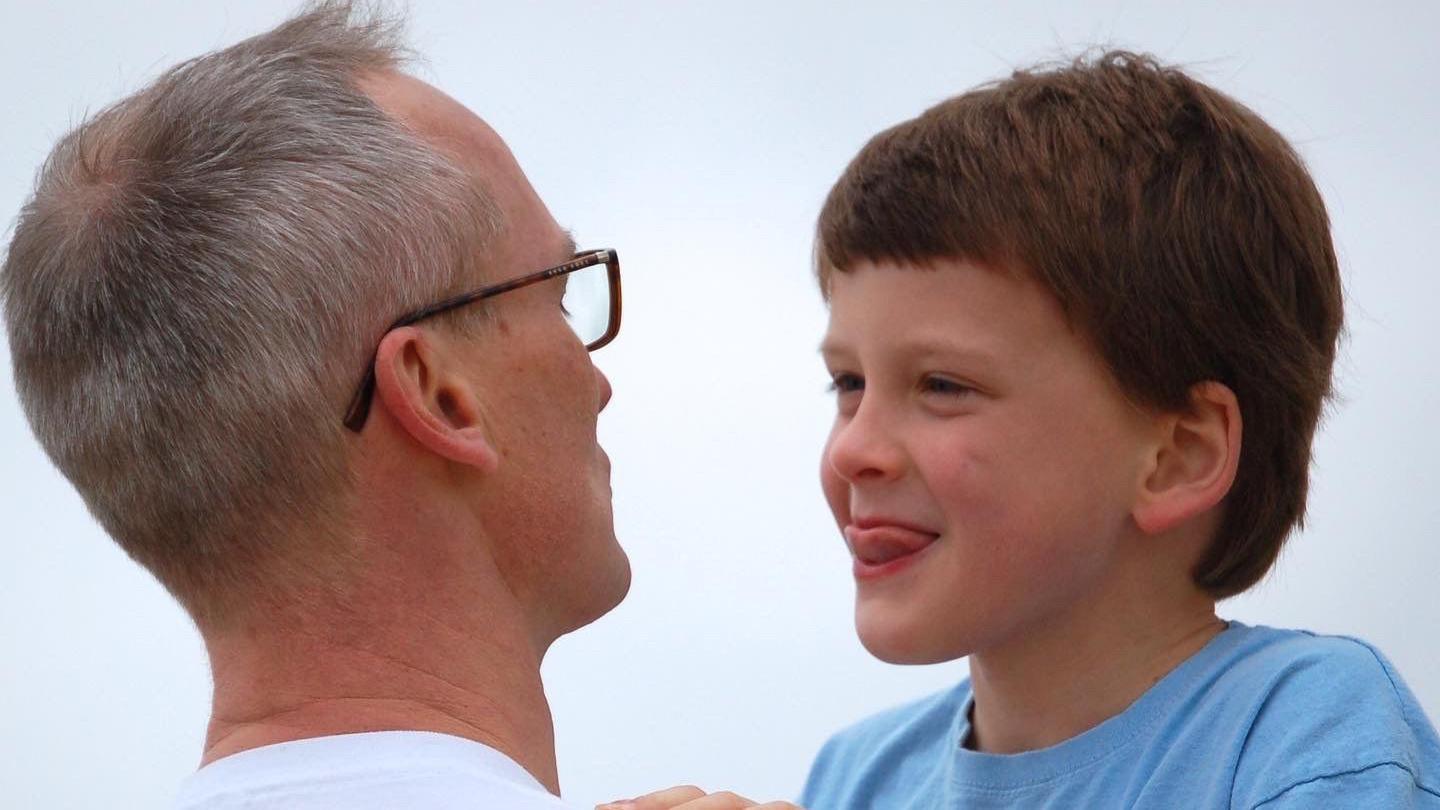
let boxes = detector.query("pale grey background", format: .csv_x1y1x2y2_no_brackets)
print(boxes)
2,2,1436,808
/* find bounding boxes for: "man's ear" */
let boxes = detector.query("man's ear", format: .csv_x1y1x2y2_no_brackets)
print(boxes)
372,326,498,472
1132,381,1242,536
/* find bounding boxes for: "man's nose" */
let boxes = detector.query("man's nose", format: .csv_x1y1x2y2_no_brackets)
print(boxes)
825,405,905,484
594,365,613,412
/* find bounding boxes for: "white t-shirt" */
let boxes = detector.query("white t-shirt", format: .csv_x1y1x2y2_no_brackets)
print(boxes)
172,730,580,809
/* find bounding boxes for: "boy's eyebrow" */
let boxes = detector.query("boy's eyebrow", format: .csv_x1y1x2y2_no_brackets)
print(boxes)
818,337,999,366
901,339,998,364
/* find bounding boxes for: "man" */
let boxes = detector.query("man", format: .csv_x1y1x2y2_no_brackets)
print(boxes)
3,3,642,807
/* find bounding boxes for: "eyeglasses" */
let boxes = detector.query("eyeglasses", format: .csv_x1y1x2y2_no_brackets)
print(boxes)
342,248,621,432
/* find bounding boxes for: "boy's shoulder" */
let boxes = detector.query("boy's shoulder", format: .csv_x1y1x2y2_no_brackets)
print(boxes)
1220,620,1396,676
1208,622,1409,718
801,679,968,807
808,678,965,766
1211,623,1440,806
1207,622,1424,741
808,624,1416,751
802,624,1440,808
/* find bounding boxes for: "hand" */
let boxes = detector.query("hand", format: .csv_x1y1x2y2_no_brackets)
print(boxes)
597,785,804,809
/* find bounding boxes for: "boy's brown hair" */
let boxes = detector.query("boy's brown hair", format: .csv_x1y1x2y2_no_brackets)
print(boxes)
816,51,1343,598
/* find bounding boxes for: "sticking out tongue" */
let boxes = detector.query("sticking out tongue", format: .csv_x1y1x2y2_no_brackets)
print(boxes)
845,525,939,565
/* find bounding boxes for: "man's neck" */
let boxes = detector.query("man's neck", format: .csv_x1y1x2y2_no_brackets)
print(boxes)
966,553,1223,755
199,582,563,794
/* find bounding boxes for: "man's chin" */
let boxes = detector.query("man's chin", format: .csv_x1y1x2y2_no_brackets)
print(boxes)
595,551,633,617
556,548,632,636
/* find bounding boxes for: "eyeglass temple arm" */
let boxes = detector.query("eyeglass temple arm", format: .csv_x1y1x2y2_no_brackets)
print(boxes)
342,365,379,432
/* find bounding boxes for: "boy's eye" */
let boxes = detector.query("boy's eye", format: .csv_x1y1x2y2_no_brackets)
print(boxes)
921,375,974,397
827,372,864,394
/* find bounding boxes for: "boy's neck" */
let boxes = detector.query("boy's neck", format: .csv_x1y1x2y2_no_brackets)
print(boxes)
966,575,1223,755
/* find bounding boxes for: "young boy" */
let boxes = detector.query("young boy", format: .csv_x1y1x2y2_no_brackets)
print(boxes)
802,52,1440,808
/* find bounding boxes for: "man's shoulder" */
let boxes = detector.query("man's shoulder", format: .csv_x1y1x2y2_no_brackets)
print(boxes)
173,731,580,810
177,771,578,810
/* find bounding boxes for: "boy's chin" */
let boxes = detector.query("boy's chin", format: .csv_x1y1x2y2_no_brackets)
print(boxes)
856,606,970,665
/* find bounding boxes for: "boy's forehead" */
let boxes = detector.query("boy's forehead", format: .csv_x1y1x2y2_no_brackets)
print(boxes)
823,259,1064,337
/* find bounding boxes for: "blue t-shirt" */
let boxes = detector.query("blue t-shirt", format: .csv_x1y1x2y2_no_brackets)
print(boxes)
801,622,1440,809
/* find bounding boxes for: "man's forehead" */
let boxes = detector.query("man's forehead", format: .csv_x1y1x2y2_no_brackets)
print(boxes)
359,69,570,274
358,70,512,175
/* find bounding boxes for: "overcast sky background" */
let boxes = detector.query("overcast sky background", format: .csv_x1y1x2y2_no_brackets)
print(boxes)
2,1,1437,808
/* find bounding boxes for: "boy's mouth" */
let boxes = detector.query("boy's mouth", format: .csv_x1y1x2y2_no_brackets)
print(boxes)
845,520,940,579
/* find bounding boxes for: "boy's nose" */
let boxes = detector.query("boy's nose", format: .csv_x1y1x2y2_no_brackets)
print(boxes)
825,408,906,484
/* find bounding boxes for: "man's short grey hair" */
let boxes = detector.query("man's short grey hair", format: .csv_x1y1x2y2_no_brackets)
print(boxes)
2,1,500,626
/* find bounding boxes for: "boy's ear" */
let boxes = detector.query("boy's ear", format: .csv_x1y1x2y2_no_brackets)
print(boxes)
371,326,498,473
1132,381,1242,536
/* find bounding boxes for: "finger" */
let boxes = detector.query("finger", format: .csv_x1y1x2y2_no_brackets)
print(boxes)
600,784,706,809
673,791,757,809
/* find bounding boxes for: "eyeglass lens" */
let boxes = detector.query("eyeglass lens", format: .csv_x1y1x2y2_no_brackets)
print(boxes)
563,262,611,347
